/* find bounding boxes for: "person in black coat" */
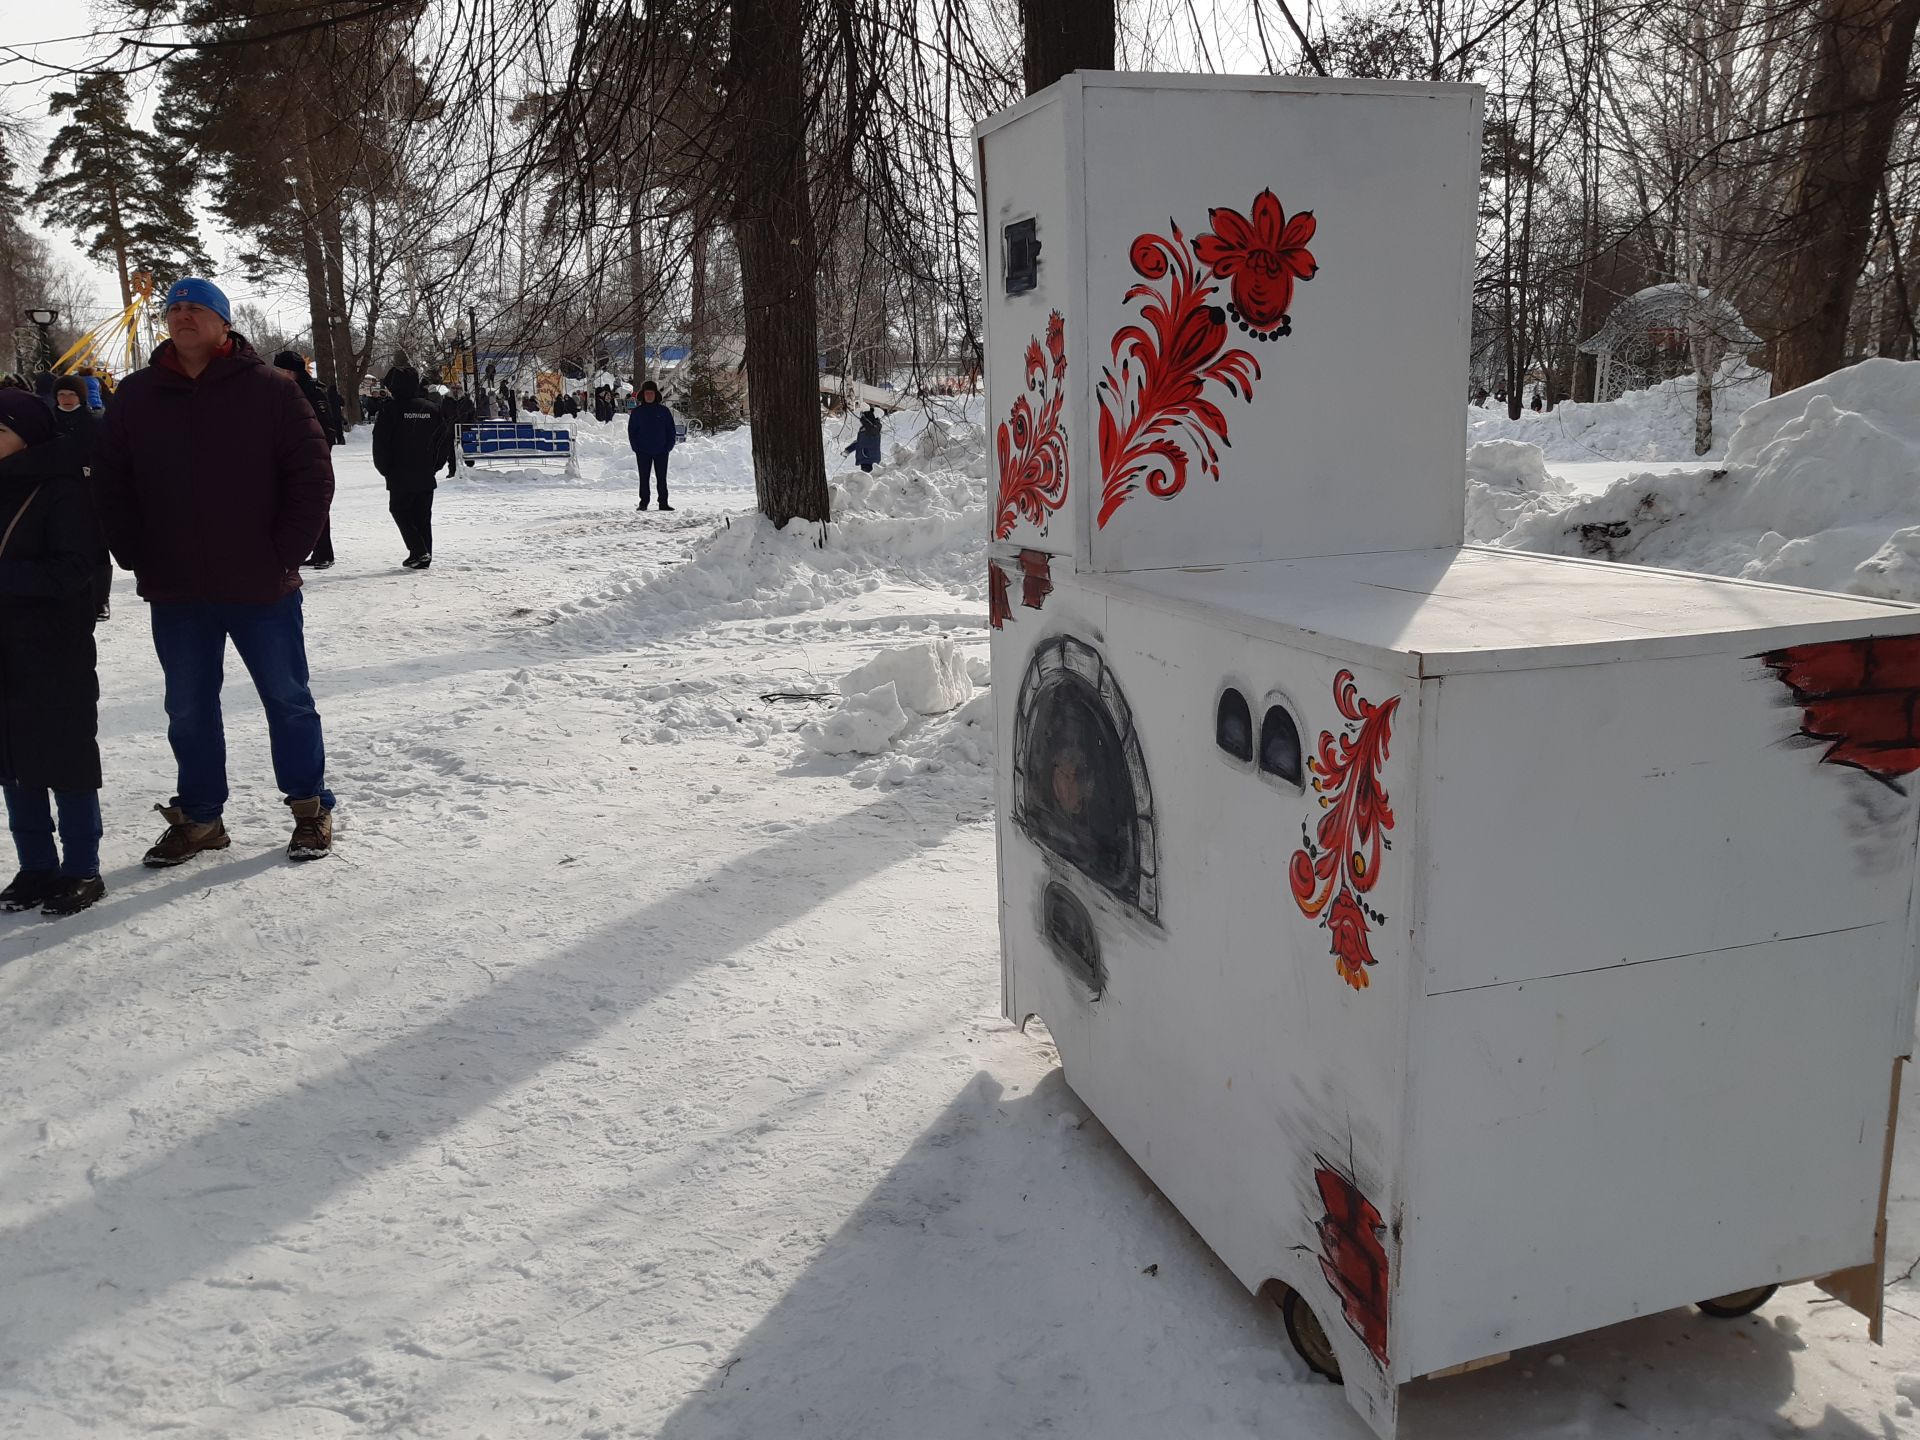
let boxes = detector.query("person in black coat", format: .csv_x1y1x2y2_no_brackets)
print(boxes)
626,380,676,511
0,391,106,916
274,351,343,570
373,365,449,569
50,378,110,621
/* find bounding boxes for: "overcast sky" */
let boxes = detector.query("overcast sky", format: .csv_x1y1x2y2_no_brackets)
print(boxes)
1,0,308,333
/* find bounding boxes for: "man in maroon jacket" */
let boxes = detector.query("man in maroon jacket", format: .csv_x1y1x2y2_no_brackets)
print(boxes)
93,277,339,864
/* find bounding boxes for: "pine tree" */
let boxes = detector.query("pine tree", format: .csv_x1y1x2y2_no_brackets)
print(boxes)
32,73,211,308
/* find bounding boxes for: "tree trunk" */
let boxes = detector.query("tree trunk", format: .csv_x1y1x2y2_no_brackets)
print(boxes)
730,0,829,527
288,169,337,395
321,209,356,422
689,222,710,360
1769,0,1920,393
629,192,648,383
1020,0,1115,94
104,172,132,311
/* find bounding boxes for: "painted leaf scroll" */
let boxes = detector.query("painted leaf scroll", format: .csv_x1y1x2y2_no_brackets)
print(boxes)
994,311,1070,541
1289,670,1398,991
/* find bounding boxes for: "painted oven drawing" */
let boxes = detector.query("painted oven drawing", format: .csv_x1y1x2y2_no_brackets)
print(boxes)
979,73,1920,1440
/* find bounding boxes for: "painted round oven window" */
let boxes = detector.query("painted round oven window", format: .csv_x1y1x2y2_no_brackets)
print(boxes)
1021,677,1140,900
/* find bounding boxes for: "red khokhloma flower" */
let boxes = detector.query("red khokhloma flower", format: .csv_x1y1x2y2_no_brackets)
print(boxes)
1193,189,1317,340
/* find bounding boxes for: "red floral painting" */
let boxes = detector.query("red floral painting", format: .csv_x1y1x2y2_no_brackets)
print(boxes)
1095,192,1316,529
995,311,1070,541
1762,634,1920,790
1193,190,1317,340
1290,671,1398,990
1095,227,1259,529
1314,1157,1390,1366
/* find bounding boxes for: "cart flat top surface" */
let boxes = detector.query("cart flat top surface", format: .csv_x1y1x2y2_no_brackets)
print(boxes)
1099,545,1920,674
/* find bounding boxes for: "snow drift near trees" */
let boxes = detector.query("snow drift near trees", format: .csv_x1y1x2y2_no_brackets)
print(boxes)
1488,358,1920,600
1468,361,1769,462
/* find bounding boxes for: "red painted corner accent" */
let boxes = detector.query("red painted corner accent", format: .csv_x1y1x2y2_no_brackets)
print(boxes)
1017,549,1052,610
1314,1157,1390,1366
988,561,1011,630
1763,634,1920,789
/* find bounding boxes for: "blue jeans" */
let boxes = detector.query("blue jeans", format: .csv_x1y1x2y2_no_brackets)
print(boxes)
4,785,101,877
149,591,335,823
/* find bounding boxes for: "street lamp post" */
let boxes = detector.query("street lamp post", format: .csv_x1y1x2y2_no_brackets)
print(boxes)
25,308,56,372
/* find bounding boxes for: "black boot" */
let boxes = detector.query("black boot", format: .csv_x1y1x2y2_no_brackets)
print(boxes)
0,870,61,912
41,875,106,917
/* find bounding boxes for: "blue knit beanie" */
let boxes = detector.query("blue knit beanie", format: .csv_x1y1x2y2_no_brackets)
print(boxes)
163,277,231,324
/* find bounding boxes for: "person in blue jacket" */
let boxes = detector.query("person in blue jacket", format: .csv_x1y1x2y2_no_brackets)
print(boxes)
844,408,882,472
627,379,676,511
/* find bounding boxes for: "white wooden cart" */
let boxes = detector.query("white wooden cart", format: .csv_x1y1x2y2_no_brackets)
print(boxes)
977,73,1920,1438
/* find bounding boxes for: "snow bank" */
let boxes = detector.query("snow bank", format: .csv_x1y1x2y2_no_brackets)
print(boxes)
545,410,990,647
800,639,993,786
837,639,971,716
1468,362,1769,462
799,681,913,756
1490,358,1920,600
1464,439,1572,543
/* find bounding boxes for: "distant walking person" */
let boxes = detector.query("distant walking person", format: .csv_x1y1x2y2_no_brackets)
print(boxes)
92,277,338,865
628,379,676,511
845,408,882,473
0,391,107,916
373,364,448,570
274,351,343,570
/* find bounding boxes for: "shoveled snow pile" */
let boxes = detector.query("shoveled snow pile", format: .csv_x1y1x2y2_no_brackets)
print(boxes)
1464,439,1572,542
800,639,990,777
1468,361,1769,462
800,680,914,756
1490,358,1920,599
836,637,973,715
544,412,989,649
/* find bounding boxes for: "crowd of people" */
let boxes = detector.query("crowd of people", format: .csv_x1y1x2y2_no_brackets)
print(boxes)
0,277,340,921
0,276,719,920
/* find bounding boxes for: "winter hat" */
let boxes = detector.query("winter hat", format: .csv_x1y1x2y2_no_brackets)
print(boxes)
272,350,309,374
163,277,231,323
0,390,56,448
53,375,88,402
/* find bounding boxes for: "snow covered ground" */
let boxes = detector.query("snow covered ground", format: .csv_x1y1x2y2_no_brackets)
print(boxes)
4,399,1920,1438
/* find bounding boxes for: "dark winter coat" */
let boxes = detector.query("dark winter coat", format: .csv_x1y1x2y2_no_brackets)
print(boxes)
274,352,345,445
627,399,677,457
50,401,99,461
0,436,102,791
593,391,615,423
373,367,450,493
92,334,335,607
846,415,881,469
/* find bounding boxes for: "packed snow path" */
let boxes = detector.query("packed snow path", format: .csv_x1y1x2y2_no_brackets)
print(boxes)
3,424,1919,1438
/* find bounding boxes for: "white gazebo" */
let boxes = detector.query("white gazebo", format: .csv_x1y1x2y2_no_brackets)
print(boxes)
1579,282,1759,400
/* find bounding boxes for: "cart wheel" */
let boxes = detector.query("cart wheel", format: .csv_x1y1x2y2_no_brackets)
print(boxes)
1696,1285,1778,1319
1278,1286,1344,1383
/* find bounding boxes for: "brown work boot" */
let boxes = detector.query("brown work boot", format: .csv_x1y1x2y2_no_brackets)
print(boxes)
287,797,333,861
143,804,230,868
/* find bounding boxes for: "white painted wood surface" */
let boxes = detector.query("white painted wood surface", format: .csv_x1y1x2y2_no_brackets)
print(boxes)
1110,546,1920,675
981,73,1920,1440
